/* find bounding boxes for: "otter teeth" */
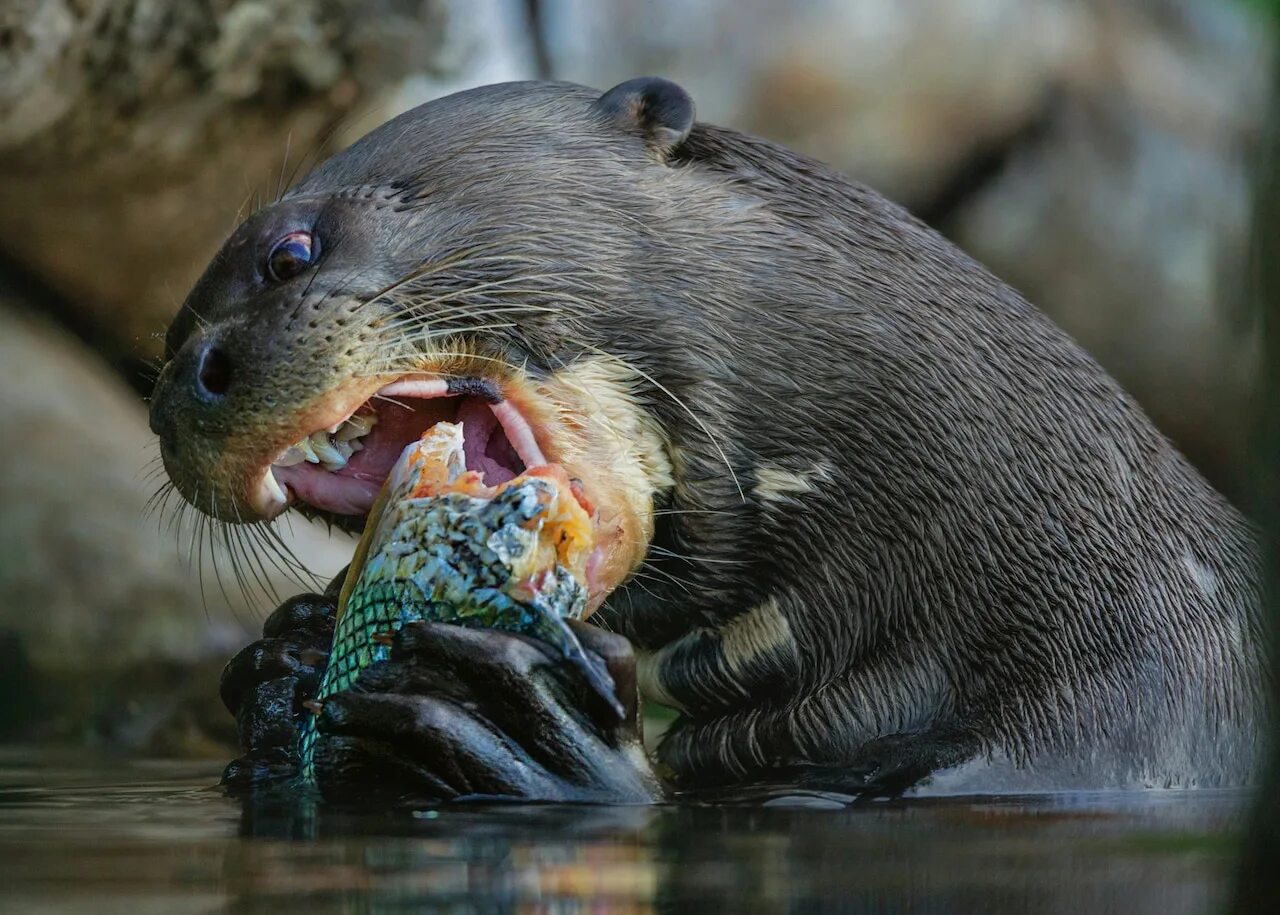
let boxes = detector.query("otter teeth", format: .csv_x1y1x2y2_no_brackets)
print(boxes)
335,414,375,442
309,434,347,467
273,414,377,471
263,468,287,504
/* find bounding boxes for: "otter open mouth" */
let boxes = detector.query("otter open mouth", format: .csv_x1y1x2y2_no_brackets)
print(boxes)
250,376,548,521
225,356,668,614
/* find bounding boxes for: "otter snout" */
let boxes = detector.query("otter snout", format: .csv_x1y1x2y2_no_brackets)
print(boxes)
148,333,235,515
149,335,230,437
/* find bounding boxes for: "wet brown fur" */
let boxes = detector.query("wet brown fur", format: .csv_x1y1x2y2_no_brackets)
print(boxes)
152,80,1266,791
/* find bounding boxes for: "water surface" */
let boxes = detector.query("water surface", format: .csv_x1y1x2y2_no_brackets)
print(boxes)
0,748,1244,912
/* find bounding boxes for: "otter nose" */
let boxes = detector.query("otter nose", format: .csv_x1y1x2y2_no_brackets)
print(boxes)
194,341,232,399
148,336,234,437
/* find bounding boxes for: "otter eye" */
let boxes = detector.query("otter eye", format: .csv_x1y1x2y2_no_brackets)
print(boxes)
266,231,315,282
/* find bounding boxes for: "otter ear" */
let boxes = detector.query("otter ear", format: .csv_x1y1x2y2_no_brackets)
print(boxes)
593,77,695,160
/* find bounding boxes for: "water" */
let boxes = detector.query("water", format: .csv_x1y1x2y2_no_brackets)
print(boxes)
0,748,1245,913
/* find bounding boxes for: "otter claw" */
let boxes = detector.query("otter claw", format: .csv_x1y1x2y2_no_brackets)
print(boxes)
298,647,328,666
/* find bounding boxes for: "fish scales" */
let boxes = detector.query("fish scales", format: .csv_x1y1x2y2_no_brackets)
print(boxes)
298,425,610,786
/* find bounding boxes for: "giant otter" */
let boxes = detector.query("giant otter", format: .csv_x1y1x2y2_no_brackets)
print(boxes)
149,78,1265,799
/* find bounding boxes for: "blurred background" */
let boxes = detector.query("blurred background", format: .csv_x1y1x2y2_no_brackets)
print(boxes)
0,0,1275,754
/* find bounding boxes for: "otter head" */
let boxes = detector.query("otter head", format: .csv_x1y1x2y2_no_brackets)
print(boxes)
148,78,714,610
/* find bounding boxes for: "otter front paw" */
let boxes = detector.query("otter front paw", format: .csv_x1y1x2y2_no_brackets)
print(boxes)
219,590,337,787
308,620,663,803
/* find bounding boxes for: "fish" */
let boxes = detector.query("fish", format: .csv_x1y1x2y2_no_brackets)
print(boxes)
298,421,616,785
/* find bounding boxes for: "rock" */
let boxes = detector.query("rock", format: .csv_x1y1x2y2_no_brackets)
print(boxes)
0,300,350,749
541,0,1273,499
0,0,460,365
949,0,1271,500
542,0,1083,208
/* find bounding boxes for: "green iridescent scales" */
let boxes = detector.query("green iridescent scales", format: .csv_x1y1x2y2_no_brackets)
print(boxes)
298,478,598,785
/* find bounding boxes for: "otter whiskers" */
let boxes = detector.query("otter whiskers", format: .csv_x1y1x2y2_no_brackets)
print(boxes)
147,465,322,619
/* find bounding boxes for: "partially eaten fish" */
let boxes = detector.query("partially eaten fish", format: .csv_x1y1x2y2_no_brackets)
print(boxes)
299,421,616,783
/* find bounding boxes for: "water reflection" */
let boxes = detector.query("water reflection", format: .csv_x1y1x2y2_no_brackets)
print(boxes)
0,749,1247,913
230,792,661,911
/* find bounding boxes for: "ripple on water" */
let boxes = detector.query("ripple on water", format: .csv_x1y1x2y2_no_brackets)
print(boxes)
0,747,1248,913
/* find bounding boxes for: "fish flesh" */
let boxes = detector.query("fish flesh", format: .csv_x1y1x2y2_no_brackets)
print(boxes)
299,421,614,785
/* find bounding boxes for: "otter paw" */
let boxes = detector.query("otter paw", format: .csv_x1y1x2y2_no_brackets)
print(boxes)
308,620,663,803
219,589,338,787
221,746,298,788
